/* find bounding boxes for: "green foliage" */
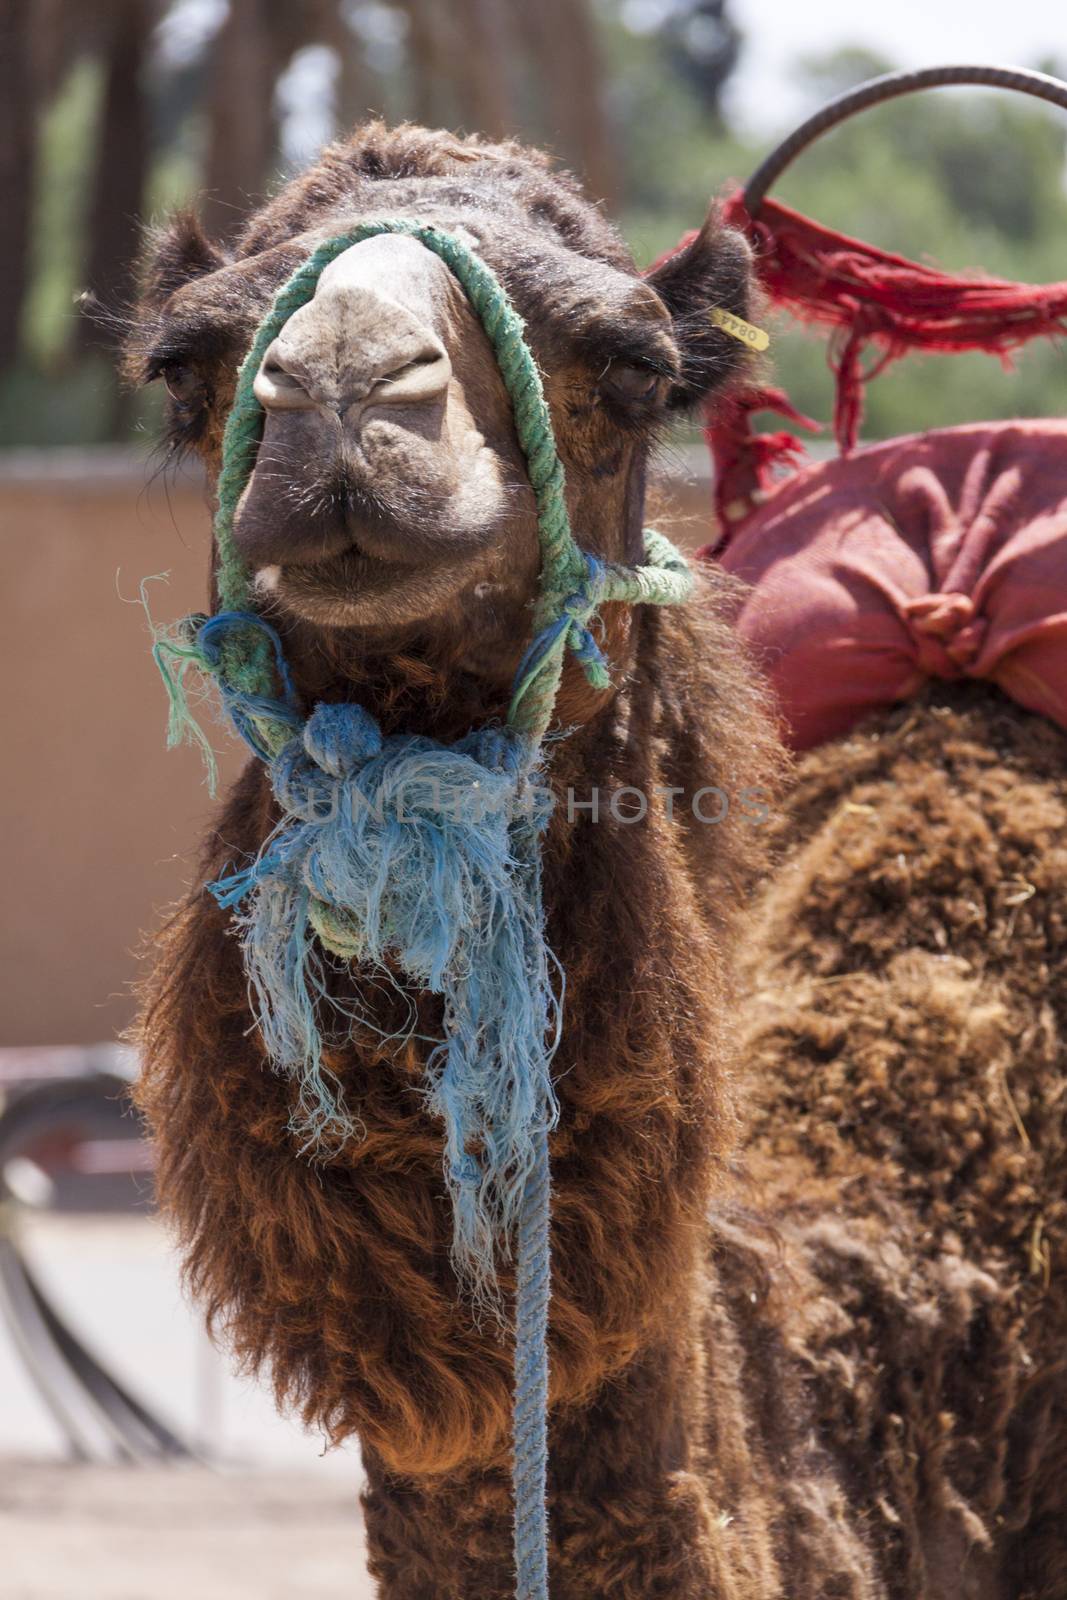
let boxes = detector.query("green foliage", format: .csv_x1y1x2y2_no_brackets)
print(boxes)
11,16,1067,448
795,45,894,101
9,57,203,446
146,133,202,220
23,60,102,367
0,358,112,448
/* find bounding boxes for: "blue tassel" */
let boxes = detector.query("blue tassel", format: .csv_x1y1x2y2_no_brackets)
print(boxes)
209,701,561,1304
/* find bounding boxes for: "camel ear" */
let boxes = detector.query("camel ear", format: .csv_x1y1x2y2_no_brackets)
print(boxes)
138,210,229,311
644,213,756,410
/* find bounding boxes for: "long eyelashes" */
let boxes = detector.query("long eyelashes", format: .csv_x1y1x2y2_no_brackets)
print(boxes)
158,360,205,407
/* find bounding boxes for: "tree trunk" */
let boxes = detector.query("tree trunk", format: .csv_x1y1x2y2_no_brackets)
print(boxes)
202,0,282,241
402,0,456,128
517,0,618,207
447,0,514,141
77,0,151,354
318,0,372,136
0,0,37,368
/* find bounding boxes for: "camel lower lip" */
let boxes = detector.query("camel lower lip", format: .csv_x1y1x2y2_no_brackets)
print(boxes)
246,520,502,627
261,540,466,628
274,542,422,589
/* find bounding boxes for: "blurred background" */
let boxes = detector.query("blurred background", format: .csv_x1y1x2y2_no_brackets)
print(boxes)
4,0,1067,445
1,3,1065,1595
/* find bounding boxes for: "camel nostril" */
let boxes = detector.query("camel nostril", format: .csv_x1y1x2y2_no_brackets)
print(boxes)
253,340,317,410
372,347,452,406
382,352,436,379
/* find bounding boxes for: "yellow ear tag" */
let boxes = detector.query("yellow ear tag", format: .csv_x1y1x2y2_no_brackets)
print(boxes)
709,306,770,351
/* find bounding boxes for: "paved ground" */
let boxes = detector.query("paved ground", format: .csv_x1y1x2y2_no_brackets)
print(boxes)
2,1213,374,1595
2,1212,361,1470
1,1464,376,1599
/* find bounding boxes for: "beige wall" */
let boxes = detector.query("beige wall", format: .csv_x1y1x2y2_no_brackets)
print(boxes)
0,451,714,1047
1,456,243,1046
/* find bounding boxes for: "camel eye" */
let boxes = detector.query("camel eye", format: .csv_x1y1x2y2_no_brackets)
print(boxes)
159,361,204,407
600,361,661,405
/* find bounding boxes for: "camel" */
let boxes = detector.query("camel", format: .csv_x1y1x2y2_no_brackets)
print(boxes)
717,428,1067,1600
126,124,1065,1598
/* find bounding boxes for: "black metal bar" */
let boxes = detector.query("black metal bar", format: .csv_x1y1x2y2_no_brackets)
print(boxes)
744,65,1067,217
0,1233,96,1462
0,1075,196,1464
23,1249,195,1461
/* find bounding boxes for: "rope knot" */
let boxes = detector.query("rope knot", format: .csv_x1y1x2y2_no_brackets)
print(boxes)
559,570,603,625
268,705,387,822
272,744,337,822
304,702,383,776
466,726,528,780
558,555,612,684
901,591,987,675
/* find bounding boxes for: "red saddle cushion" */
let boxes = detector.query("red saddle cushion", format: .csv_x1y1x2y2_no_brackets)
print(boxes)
712,420,1067,750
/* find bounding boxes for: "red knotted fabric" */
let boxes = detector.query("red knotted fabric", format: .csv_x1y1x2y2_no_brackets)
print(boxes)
713,420,1067,749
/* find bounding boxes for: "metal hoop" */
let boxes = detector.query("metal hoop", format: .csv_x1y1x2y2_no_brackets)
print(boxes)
744,64,1067,216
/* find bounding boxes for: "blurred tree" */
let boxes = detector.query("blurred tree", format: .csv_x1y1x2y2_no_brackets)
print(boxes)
323,1,372,131
77,0,153,357
517,0,618,204
449,0,515,141
202,0,290,238
604,1,749,232
403,0,454,126
0,0,93,368
0,0,37,368
660,0,742,130
793,49,1067,242
795,44,893,103
4,4,1066,449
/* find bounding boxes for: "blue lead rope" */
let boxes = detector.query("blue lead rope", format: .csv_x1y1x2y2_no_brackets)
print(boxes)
192,619,558,1594
514,1132,552,1598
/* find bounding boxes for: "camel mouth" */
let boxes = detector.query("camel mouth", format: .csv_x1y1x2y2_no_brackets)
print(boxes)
255,543,413,592
234,454,508,585
253,537,490,631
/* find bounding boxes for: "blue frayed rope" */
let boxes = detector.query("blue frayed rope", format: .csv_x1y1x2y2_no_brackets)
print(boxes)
151,225,695,1600
202,676,560,1306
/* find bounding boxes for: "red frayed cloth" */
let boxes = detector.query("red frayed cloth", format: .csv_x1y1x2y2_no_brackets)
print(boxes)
701,385,820,555
721,189,1067,450
681,187,1067,524
711,421,1067,749
725,189,1067,334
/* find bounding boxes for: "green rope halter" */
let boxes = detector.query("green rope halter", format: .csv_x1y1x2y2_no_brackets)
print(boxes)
198,219,692,753
155,221,695,1600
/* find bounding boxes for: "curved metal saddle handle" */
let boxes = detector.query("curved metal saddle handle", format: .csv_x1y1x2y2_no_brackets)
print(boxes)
744,63,1067,216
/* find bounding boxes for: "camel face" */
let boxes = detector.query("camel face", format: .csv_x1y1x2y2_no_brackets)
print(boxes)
241,229,545,632
129,126,753,682
144,227,679,646
242,233,508,629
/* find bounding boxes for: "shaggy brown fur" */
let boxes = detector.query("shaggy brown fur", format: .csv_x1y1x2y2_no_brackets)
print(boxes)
138,576,777,1476
130,123,1066,1598
736,682,1067,1600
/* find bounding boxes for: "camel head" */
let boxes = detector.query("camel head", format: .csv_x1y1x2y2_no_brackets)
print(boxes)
128,124,752,709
